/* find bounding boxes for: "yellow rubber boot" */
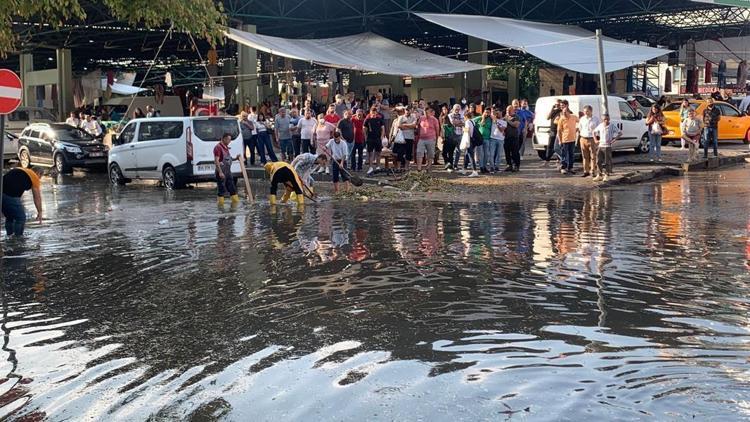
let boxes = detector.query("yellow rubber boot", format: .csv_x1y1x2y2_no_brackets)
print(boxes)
230,194,240,204
281,190,291,203
217,196,225,207
269,194,277,206
296,194,305,207
290,191,297,201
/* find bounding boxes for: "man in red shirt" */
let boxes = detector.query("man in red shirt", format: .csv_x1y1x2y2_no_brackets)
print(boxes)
324,104,340,125
351,108,366,171
213,133,239,207
416,107,440,172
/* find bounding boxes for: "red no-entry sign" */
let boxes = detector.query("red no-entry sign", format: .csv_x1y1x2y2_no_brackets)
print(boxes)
0,69,23,115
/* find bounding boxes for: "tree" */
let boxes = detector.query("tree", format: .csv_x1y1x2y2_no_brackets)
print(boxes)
0,0,226,56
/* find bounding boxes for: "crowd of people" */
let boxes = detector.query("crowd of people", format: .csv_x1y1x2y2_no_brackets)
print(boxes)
235,93,538,180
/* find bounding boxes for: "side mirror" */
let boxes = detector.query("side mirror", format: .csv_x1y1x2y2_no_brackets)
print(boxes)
112,135,120,145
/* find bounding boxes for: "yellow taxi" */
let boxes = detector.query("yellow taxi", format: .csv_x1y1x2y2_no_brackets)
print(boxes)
662,100,750,144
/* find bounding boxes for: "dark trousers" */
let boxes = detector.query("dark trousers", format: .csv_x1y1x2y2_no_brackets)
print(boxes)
504,136,521,168
292,135,302,156
442,135,457,168
561,142,575,170
216,172,237,197
2,194,26,237
597,147,613,175
703,127,718,158
351,143,365,171
331,160,350,183
302,139,314,154
244,134,257,165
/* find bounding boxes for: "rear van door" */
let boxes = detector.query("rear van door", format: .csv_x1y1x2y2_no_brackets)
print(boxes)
190,118,242,177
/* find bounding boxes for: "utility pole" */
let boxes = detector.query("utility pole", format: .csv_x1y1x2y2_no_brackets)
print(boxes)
596,29,608,116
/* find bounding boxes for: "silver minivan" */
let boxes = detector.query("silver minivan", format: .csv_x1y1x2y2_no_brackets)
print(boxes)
108,116,243,189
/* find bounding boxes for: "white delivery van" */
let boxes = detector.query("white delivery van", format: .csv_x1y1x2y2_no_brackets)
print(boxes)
108,116,242,189
532,95,649,159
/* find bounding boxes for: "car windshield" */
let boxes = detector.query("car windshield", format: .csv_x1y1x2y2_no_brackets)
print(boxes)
193,119,239,142
52,125,94,142
663,103,699,112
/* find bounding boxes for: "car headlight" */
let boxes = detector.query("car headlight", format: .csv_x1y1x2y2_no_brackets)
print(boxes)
60,143,82,154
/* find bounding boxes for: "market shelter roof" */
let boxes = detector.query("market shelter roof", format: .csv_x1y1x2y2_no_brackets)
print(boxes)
225,28,489,77
416,13,671,74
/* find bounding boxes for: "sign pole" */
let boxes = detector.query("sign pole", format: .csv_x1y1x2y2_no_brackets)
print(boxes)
0,114,4,205
596,29,609,116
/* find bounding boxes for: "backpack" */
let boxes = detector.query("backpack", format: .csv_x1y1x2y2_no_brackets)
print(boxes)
470,120,484,147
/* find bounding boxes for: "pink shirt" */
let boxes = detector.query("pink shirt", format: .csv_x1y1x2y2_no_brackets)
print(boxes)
417,116,440,141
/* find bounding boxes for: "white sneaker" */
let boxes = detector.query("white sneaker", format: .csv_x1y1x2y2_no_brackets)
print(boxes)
593,175,602,182
366,167,374,175
447,168,453,173
602,174,609,182
468,171,479,178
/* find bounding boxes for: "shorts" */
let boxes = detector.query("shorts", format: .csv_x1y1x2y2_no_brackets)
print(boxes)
416,139,436,160
366,137,382,153
331,161,350,183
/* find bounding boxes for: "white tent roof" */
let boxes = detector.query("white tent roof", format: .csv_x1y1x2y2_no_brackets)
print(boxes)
416,13,671,74
100,79,149,95
225,28,488,77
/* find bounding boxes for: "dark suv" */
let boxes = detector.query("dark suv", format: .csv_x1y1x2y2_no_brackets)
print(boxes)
17,123,108,173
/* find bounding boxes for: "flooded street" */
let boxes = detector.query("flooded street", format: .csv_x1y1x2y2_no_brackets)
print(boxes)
1,168,750,421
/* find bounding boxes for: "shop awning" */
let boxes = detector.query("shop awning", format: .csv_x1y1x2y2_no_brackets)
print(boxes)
416,13,671,74
225,28,489,77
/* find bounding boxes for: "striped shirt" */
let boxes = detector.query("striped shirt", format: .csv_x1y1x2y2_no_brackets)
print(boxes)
593,122,622,148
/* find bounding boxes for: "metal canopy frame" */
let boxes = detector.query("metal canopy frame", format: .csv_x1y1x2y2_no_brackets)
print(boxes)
6,0,750,71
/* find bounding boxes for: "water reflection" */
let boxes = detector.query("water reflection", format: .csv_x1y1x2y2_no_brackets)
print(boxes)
0,171,749,420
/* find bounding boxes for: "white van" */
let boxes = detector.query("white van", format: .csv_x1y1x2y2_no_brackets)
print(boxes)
532,95,649,159
108,116,242,189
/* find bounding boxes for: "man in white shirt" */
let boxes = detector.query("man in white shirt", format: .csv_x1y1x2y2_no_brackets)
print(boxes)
81,114,102,138
593,113,622,182
65,112,81,128
296,108,317,154
577,105,601,178
324,131,350,193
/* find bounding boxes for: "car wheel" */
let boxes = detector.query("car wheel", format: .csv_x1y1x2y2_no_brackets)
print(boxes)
54,153,72,174
18,149,31,168
109,163,127,186
162,165,183,190
636,134,649,154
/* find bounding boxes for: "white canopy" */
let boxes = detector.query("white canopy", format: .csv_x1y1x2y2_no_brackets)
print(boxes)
225,28,488,77
416,13,671,74
100,79,149,95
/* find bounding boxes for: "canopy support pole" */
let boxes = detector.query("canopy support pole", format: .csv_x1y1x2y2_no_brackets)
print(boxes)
596,29,609,116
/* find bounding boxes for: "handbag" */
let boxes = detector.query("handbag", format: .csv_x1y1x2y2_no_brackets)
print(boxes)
394,128,406,144
460,131,471,150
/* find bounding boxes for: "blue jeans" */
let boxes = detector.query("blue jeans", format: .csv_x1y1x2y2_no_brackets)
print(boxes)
561,142,575,171
279,138,293,158
2,194,26,237
648,133,662,160
703,127,718,157
454,146,476,170
257,132,278,164
476,140,489,170
487,138,503,169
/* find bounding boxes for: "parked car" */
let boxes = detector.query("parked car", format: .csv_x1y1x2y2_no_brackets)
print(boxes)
3,132,18,162
618,94,655,117
108,116,242,189
532,95,650,159
5,107,57,136
662,100,750,144
17,123,109,173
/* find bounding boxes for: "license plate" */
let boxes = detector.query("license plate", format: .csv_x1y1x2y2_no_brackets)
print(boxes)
89,152,105,157
197,164,214,173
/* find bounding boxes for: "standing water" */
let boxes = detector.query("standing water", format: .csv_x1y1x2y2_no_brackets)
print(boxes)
1,168,749,420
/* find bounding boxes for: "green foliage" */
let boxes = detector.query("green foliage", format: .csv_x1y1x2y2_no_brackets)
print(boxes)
0,0,226,56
